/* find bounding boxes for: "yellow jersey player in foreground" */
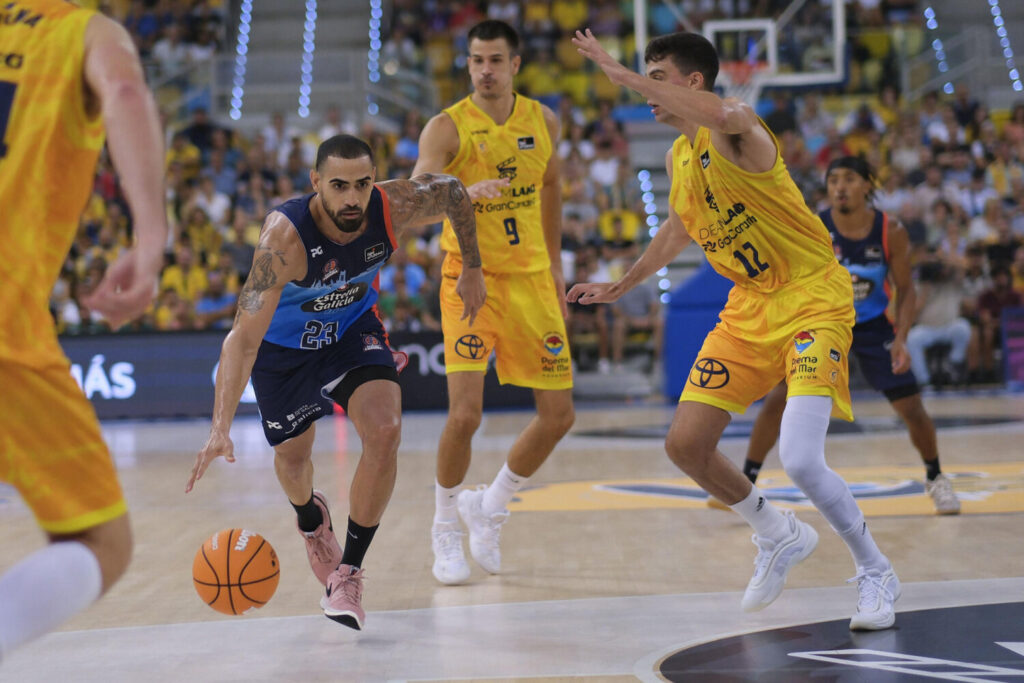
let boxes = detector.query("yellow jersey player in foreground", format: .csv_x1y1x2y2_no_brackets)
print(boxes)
412,20,574,585
569,30,900,630
0,0,167,660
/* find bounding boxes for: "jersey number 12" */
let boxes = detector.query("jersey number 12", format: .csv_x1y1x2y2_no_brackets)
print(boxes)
733,241,770,279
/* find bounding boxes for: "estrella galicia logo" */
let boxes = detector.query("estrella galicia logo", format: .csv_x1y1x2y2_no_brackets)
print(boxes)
794,330,815,354
300,282,369,312
850,273,874,302
830,348,841,362
688,357,730,389
454,334,487,360
517,136,535,150
543,331,565,356
364,242,386,262
700,150,711,169
497,156,517,181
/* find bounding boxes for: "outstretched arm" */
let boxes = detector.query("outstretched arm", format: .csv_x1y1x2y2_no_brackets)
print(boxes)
572,29,757,135
567,150,692,305
380,174,486,323
185,214,305,492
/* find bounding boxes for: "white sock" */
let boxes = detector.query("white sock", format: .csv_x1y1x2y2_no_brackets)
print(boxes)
779,395,888,570
729,486,790,539
0,542,102,660
481,463,527,516
434,480,460,524
837,515,890,573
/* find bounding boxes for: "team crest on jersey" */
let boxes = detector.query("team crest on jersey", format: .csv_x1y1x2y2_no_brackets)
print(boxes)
364,243,386,262
362,334,383,351
543,331,565,356
321,259,342,285
700,151,711,169
517,136,535,150
497,156,517,181
300,282,369,312
794,331,816,354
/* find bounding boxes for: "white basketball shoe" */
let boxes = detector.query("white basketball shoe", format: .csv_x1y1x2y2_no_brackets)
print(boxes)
741,509,819,612
431,520,471,585
849,566,901,630
457,485,509,574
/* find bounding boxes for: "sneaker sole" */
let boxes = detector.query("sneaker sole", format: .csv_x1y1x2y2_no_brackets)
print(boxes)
742,522,819,613
320,597,364,630
325,612,363,630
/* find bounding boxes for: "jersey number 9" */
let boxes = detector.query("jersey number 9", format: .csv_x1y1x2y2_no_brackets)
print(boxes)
503,217,520,246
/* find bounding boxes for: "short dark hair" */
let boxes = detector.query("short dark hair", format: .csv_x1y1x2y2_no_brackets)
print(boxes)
467,20,520,54
644,32,719,90
826,155,877,202
315,134,374,170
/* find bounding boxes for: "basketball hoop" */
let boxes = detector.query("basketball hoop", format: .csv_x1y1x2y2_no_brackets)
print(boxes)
720,60,768,107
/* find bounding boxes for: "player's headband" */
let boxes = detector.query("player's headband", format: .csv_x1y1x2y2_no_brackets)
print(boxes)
826,156,875,183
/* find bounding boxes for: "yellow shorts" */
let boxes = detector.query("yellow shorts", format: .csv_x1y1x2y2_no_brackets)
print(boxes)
440,268,573,390
0,358,126,533
680,273,855,421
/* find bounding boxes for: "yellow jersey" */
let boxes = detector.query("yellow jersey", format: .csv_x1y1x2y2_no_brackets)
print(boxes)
0,0,105,366
669,123,841,294
441,94,552,276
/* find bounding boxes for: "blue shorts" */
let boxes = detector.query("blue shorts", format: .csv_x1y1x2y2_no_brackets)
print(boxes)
251,309,399,446
852,315,919,401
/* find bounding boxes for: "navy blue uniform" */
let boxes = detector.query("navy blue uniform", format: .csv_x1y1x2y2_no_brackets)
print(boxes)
251,188,402,445
822,208,919,400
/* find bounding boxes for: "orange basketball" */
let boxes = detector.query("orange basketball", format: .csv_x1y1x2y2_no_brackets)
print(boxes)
192,528,280,615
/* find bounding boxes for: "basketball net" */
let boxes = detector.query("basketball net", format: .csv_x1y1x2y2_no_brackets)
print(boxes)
719,61,766,107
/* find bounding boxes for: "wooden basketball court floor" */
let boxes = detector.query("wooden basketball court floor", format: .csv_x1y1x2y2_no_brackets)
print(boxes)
1,390,1022,681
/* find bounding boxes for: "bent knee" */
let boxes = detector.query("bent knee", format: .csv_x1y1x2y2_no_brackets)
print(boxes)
364,416,402,454
67,515,133,593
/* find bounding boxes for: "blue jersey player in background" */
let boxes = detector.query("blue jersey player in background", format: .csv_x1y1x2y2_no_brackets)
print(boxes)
711,157,961,515
186,135,486,629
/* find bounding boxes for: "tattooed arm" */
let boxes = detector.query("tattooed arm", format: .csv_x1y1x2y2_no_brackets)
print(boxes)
186,212,305,491
379,174,487,324
380,174,482,267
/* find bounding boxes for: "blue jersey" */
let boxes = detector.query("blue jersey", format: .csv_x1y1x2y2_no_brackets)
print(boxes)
263,188,397,349
820,208,890,324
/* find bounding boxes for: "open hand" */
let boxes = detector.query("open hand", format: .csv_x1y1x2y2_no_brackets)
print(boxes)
572,29,630,86
185,429,236,493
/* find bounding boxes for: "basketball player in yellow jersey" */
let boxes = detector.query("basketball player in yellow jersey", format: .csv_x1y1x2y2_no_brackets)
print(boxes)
412,20,574,585
569,30,900,630
0,0,167,660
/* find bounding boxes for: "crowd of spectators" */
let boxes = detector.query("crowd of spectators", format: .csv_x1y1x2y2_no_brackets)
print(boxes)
55,0,1024,385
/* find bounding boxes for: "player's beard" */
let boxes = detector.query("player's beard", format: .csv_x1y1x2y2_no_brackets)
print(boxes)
322,196,365,233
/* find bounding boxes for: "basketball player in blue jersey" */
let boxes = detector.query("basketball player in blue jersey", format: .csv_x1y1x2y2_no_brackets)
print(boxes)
714,157,961,515
186,135,486,630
